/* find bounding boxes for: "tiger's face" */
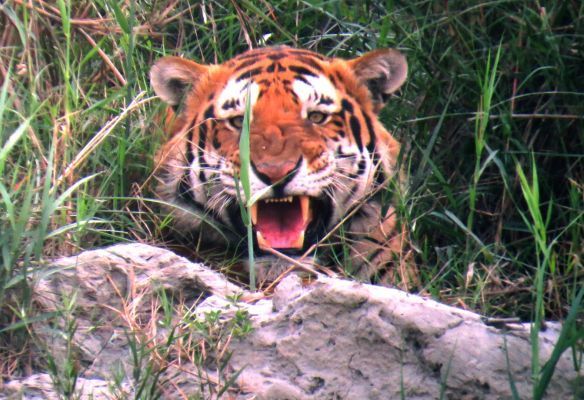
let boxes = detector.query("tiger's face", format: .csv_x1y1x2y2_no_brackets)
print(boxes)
150,46,407,265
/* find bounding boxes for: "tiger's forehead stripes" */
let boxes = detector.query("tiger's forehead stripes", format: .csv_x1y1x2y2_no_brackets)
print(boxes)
209,49,377,162
292,74,340,115
228,46,328,65
215,79,260,119
214,49,343,119
225,47,329,84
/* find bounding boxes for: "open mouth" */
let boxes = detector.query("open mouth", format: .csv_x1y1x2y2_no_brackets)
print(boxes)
250,196,312,251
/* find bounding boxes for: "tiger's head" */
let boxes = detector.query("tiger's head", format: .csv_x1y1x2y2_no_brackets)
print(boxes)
150,46,407,271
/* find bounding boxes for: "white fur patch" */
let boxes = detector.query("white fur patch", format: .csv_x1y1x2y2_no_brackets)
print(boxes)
292,75,339,116
215,78,260,119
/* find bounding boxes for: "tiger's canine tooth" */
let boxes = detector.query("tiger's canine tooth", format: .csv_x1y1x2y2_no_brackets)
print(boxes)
256,231,270,250
251,203,258,225
300,196,310,224
290,229,305,249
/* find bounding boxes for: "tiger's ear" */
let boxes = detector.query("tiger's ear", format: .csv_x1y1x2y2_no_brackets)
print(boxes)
150,56,209,106
348,49,407,112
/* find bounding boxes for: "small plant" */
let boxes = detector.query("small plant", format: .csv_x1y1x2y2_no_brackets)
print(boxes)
516,158,551,384
514,157,584,399
466,44,502,261
180,303,253,398
125,329,167,400
533,286,583,399
44,292,81,400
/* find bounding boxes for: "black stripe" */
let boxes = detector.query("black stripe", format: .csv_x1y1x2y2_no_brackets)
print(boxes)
349,116,363,151
289,65,316,77
347,157,366,180
266,62,284,72
222,99,237,110
336,148,354,159
294,75,310,85
318,95,334,105
341,99,354,114
232,53,256,61
234,58,259,69
375,168,386,186
212,131,220,149
198,123,208,183
185,118,198,165
267,53,286,61
178,174,204,210
295,56,324,72
363,235,385,246
203,106,215,120
373,152,386,186
257,79,272,87
177,174,231,231
366,248,384,263
284,86,299,100
342,183,360,205
233,48,271,61
236,67,264,81
357,158,367,176
287,49,326,60
251,163,271,186
198,106,215,183
363,113,376,154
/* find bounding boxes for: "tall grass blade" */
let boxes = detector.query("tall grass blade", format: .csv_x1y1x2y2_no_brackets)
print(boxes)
238,89,255,290
534,286,584,399
467,44,502,246
516,157,551,393
503,335,521,399
0,119,30,177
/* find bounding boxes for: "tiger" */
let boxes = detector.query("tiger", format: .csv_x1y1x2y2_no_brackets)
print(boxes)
150,46,415,288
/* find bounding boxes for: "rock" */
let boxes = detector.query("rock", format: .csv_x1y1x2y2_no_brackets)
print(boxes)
0,373,128,400
1,243,580,399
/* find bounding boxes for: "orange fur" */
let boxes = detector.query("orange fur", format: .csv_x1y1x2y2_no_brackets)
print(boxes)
150,46,416,287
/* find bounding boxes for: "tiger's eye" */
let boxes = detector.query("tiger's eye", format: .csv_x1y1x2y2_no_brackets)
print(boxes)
307,111,328,124
229,116,244,129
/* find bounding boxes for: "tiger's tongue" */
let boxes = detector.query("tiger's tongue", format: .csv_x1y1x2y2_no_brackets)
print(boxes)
255,199,305,250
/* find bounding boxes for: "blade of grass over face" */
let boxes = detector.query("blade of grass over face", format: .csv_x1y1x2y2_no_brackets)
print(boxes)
237,89,255,290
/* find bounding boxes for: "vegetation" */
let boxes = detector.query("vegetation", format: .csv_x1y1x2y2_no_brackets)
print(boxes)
0,0,582,398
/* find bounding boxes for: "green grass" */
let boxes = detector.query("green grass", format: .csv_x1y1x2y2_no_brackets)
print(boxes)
0,0,582,397
236,89,255,290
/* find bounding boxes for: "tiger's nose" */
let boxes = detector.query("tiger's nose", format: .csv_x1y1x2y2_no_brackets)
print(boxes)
252,157,301,185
